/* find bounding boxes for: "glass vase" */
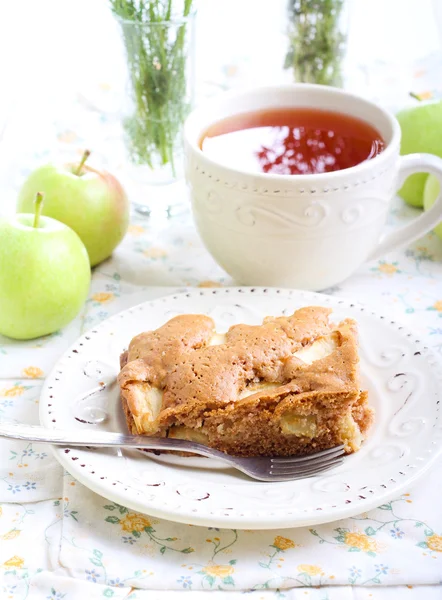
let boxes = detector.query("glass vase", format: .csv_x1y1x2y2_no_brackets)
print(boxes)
284,0,348,87
116,11,196,216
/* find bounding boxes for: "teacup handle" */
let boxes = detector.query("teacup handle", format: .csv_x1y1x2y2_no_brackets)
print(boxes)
369,153,442,261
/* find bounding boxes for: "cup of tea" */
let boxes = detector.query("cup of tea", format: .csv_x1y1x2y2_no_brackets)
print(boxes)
184,84,442,290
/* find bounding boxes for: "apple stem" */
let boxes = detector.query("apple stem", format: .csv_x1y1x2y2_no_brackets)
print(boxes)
409,92,422,101
75,149,91,175
33,192,44,228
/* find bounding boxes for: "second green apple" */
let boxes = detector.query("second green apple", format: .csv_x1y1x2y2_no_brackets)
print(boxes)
397,100,442,207
17,151,130,267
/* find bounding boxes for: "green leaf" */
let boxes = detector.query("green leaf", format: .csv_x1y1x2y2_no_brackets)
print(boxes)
378,503,392,510
51,589,56,596
336,527,349,534
372,577,381,584
144,526,154,533
160,546,166,554
334,535,345,543
105,516,120,524
132,530,141,538
89,557,102,567
365,527,376,536
348,547,361,552
416,541,428,549
93,549,103,559
309,529,318,536
134,570,142,577
424,529,434,536
165,537,175,541
229,559,237,565
118,505,129,515
258,561,269,569
103,589,114,598
205,575,215,587
182,547,194,554
70,511,78,522
367,551,376,557
415,522,424,527
53,500,60,506
103,504,116,511
222,575,234,585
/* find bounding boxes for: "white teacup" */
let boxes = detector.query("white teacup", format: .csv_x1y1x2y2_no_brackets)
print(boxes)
184,84,442,290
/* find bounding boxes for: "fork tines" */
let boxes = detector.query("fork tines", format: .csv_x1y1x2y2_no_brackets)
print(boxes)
269,445,346,478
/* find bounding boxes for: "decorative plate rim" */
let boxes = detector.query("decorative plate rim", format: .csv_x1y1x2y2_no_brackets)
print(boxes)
40,287,442,529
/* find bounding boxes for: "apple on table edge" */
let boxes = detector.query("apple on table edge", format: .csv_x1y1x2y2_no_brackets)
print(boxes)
423,174,442,240
17,150,130,267
0,193,91,340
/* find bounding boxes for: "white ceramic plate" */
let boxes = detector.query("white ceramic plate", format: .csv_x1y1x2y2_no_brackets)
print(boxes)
40,288,442,529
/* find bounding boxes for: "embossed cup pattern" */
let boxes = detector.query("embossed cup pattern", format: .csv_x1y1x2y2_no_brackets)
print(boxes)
190,172,394,289
185,85,442,290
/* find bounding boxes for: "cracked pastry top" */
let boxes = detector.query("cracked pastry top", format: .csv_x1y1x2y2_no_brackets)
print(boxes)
118,306,374,456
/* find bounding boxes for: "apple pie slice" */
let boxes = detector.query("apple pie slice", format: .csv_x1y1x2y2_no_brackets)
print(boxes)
118,306,373,456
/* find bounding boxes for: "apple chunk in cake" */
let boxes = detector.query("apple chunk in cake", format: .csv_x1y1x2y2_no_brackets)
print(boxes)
118,306,373,456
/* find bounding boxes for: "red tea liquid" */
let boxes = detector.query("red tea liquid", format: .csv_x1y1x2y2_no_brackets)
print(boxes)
200,108,385,175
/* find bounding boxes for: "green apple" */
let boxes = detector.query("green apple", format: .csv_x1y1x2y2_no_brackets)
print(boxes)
17,151,130,267
397,100,442,207
423,174,442,239
0,193,91,340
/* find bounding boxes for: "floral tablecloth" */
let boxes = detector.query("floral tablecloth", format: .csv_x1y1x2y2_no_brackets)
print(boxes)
1,203,442,599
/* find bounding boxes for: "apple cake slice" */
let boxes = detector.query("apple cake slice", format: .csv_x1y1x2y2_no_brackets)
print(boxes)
118,306,373,456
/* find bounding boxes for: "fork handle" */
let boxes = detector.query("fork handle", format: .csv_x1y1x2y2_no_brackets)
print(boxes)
0,422,227,460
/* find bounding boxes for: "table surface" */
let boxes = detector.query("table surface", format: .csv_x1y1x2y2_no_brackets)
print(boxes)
1,2,442,598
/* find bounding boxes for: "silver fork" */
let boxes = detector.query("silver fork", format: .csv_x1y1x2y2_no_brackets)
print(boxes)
0,422,345,482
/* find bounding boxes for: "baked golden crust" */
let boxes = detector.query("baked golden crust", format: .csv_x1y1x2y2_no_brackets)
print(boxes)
118,306,374,455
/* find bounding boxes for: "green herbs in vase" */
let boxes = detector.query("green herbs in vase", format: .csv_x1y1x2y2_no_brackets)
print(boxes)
110,0,195,177
284,0,346,87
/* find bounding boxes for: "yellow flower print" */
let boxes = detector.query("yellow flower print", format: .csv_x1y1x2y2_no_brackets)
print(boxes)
22,366,43,378
344,532,377,553
203,565,234,578
433,300,442,312
143,247,168,259
273,536,296,551
57,130,78,143
1,385,26,397
427,534,442,552
198,281,222,288
120,513,151,533
1,529,20,540
225,64,239,78
378,262,399,275
297,564,324,576
2,556,24,568
128,225,145,236
92,292,115,304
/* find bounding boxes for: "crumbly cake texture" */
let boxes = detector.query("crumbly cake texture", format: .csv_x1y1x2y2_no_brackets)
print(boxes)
118,307,374,456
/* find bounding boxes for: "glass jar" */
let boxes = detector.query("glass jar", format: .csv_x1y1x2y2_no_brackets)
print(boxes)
115,9,196,216
284,0,348,87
